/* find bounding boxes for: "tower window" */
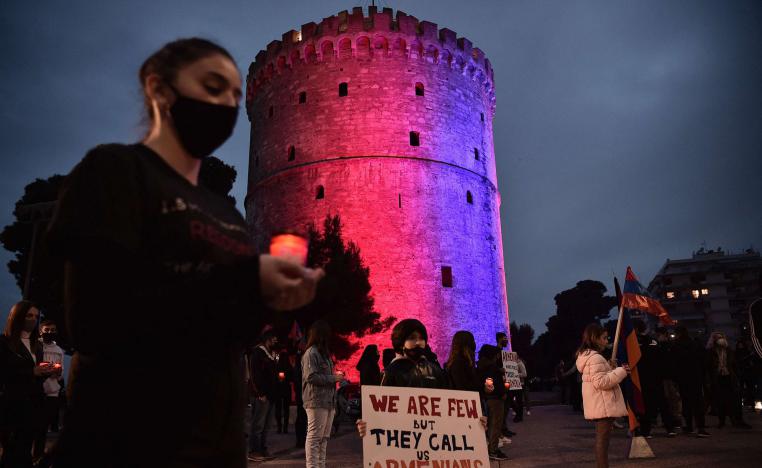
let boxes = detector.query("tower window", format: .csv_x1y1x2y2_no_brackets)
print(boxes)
666,291,675,299
691,289,700,299
415,82,424,96
480,112,484,122
409,131,420,146
288,145,295,161
466,191,473,204
298,91,306,104
316,185,325,200
474,148,479,160
268,105,274,118
339,82,348,97
441,266,453,288
255,154,259,167
398,194,402,208
701,288,710,296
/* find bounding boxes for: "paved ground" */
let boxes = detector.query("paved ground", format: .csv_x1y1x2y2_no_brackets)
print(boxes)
252,404,762,467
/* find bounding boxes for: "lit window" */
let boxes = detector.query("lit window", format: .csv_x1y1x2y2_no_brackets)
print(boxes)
691,289,700,299
666,291,675,299
701,288,709,296
409,131,420,146
441,266,453,288
339,82,348,97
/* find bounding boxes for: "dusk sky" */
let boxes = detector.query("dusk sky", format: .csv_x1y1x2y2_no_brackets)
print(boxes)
1,0,760,339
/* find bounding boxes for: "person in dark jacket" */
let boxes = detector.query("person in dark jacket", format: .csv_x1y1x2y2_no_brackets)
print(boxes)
634,320,676,437
446,331,481,392
274,351,294,434
248,332,280,460
380,319,449,388
673,327,710,437
355,345,381,387
706,332,751,429
477,344,508,460
0,301,56,468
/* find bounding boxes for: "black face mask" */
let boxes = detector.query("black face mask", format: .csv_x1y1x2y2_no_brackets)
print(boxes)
42,332,56,343
168,84,238,159
404,347,425,362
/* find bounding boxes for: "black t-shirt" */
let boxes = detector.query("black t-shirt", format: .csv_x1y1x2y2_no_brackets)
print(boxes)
47,143,263,465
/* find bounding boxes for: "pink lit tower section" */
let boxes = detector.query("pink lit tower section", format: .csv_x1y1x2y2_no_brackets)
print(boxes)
245,6,510,357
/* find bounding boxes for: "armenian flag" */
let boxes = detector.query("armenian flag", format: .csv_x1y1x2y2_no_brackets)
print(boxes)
614,275,646,432
622,266,676,325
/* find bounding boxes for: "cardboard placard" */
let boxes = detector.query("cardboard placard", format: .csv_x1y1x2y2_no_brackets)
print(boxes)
502,351,522,390
361,385,489,468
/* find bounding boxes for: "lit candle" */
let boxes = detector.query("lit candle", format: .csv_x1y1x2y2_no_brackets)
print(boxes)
278,372,286,381
270,233,309,266
504,382,511,390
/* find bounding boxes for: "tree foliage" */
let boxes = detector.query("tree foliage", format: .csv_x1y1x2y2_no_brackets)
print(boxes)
530,279,617,377
199,156,237,205
272,215,394,361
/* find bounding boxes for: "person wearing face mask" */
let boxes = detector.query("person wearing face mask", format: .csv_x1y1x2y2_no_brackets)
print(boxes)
45,38,324,468
0,301,57,468
706,332,751,429
380,319,449,388
32,320,65,460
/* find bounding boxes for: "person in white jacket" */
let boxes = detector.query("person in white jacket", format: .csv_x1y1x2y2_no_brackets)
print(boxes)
576,324,630,468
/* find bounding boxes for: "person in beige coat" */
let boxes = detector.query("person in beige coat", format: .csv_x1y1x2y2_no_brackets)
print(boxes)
576,323,630,468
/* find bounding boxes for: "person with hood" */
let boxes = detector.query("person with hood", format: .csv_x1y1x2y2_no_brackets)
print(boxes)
706,332,751,429
575,323,630,468
379,319,449,388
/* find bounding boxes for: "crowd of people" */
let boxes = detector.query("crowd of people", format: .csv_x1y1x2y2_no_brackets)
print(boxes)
559,321,760,468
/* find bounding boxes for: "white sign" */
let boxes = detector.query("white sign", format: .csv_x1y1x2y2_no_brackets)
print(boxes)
361,385,489,468
502,351,522,390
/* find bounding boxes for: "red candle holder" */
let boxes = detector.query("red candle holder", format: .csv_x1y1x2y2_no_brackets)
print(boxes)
270,233,309,266
504,382,511,390
278,372,286,381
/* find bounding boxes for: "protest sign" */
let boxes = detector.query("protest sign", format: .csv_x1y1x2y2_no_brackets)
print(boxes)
361,385,489,468
502,351,522,390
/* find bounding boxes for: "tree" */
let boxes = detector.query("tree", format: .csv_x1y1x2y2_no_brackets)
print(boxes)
509,322,535,359
199,156,237,205
530,280,617,377
1,175,66,337
273,215,394,360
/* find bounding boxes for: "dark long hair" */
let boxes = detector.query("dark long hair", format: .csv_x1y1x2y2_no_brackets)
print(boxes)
356,344,379,370
446,330,476,369
576,323,607,356
139,37,236,122
3,300,40,351
306,320,331,357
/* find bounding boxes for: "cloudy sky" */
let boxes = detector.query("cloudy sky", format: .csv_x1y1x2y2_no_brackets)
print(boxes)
1,0,760,335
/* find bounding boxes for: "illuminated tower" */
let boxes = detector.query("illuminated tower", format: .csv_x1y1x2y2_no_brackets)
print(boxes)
245,6,509,358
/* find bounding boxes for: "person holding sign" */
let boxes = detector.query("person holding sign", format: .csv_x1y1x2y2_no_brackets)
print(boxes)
302,320,343,468
575,324,630,468
381,319,450,388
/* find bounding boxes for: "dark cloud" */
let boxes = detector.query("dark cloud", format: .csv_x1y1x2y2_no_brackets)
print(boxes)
1,1,760,336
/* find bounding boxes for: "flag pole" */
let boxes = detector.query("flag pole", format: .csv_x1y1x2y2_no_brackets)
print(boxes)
610,301,624,367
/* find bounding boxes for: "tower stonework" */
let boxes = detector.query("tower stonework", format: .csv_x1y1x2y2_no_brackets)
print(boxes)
245,6,510,358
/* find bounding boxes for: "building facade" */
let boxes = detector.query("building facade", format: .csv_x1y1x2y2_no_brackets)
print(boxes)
244,6,509,359
647,248,762,343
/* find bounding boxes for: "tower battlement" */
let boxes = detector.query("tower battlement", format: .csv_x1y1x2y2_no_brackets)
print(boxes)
246,6,495,116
